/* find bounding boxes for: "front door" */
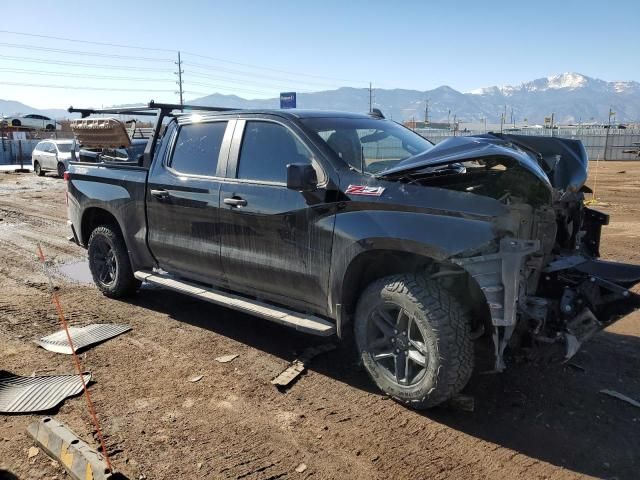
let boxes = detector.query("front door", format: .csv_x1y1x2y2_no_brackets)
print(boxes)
146,119,232,285
42,142,57,170
219,119,334,313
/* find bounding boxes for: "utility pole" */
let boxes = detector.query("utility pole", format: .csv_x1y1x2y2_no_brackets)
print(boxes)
368,82,373,113
175,51,184,108
604,107,615,161
424,98,429,124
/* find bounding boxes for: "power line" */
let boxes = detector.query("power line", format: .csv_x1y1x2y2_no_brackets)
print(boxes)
0,29,177,53
0,81,175,93
181,51,366,84
0,42,174,62
184,71,314,92
0,54,171,72
0,67,174,83
186,61,352,89
0,30,366,85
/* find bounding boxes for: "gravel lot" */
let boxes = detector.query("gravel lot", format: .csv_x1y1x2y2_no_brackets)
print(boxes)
1,162,639,479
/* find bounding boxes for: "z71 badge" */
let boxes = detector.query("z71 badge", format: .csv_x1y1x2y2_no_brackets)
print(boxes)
345,185,385,196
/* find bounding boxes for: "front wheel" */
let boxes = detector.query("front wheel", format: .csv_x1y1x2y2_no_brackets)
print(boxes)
87,225,140,298
354,273,473,409
33,161,45,176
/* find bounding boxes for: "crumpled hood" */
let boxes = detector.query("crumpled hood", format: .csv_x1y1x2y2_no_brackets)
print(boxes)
379,133,588,192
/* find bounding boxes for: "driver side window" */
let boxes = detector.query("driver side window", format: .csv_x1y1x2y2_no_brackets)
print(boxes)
236,121,313,183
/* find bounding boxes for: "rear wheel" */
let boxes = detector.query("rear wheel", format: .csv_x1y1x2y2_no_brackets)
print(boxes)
57,162,65,178
33,161,44,176
354,273,473,409
88,225,140,298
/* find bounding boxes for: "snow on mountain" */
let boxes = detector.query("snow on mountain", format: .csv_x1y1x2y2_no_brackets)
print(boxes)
4,73,640,124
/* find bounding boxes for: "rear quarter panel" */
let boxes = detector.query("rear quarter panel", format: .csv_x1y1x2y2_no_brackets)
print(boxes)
67,163,155,270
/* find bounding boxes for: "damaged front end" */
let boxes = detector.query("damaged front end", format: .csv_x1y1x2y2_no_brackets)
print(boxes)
381,133,640,370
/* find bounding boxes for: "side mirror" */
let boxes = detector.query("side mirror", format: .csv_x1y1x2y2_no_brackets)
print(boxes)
286,163,318,192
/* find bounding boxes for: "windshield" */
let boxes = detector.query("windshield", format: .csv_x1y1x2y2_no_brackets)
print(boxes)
56,143,74,153
301,117,433,174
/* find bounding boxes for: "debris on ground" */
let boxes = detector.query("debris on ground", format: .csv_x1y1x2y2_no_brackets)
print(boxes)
27,446,39,459
215,354,239,363
27,417,113,480
600,389,640,408
271,344,336,388
188,374,204,383
35,324,131,354
0,371,92,413
295,463,307,473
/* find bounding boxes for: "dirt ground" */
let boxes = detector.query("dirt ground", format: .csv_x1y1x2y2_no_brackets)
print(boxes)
1,162,639,480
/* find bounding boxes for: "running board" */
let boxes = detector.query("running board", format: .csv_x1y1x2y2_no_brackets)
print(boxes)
134,270,335,336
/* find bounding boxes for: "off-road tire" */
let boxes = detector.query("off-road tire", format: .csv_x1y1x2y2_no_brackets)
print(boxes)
57,162,65,178
87,225,140,298
33,161,44,176
354,273,473,409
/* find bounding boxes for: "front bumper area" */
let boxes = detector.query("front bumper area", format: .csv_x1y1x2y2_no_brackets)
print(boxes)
453,241,640,371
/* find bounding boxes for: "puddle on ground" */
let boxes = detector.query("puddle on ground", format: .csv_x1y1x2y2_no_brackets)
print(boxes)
56,259,158,289
57,260,94,284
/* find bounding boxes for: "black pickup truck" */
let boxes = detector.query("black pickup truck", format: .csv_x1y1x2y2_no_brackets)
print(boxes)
66,102,640,409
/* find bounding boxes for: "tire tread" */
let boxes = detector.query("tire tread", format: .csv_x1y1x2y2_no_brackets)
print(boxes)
355,273,473,409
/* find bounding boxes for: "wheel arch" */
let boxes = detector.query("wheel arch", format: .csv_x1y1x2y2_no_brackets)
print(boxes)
80,207,124,246
337,248,491,338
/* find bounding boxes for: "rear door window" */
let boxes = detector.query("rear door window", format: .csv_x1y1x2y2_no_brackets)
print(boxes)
169,121,228,176
236,121,312,183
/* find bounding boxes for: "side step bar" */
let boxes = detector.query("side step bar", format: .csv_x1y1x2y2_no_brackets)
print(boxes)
134,270,335,336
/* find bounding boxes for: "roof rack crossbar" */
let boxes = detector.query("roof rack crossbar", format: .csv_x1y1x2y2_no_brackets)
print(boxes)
67,101,242,168
68,100,240,118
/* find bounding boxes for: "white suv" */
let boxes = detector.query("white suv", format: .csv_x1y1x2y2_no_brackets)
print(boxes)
32,140,75,177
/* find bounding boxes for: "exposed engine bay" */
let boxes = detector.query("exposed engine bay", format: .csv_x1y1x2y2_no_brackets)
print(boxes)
380,133,640,370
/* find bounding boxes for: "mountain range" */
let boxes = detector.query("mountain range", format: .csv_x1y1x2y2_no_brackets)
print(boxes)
2,73,639,124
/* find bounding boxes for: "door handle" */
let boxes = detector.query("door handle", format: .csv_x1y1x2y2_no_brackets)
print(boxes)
150,189,170,200
224,197,247,207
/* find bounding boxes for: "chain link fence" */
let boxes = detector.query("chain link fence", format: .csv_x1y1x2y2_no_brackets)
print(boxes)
2,127,639,165
0,139,40,166
415,127,640,161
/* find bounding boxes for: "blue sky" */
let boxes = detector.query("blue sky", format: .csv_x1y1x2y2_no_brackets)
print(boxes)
1,0,638,108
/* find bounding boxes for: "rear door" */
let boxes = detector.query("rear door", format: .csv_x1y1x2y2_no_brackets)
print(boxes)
218,118,335,313
146,119,233,285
